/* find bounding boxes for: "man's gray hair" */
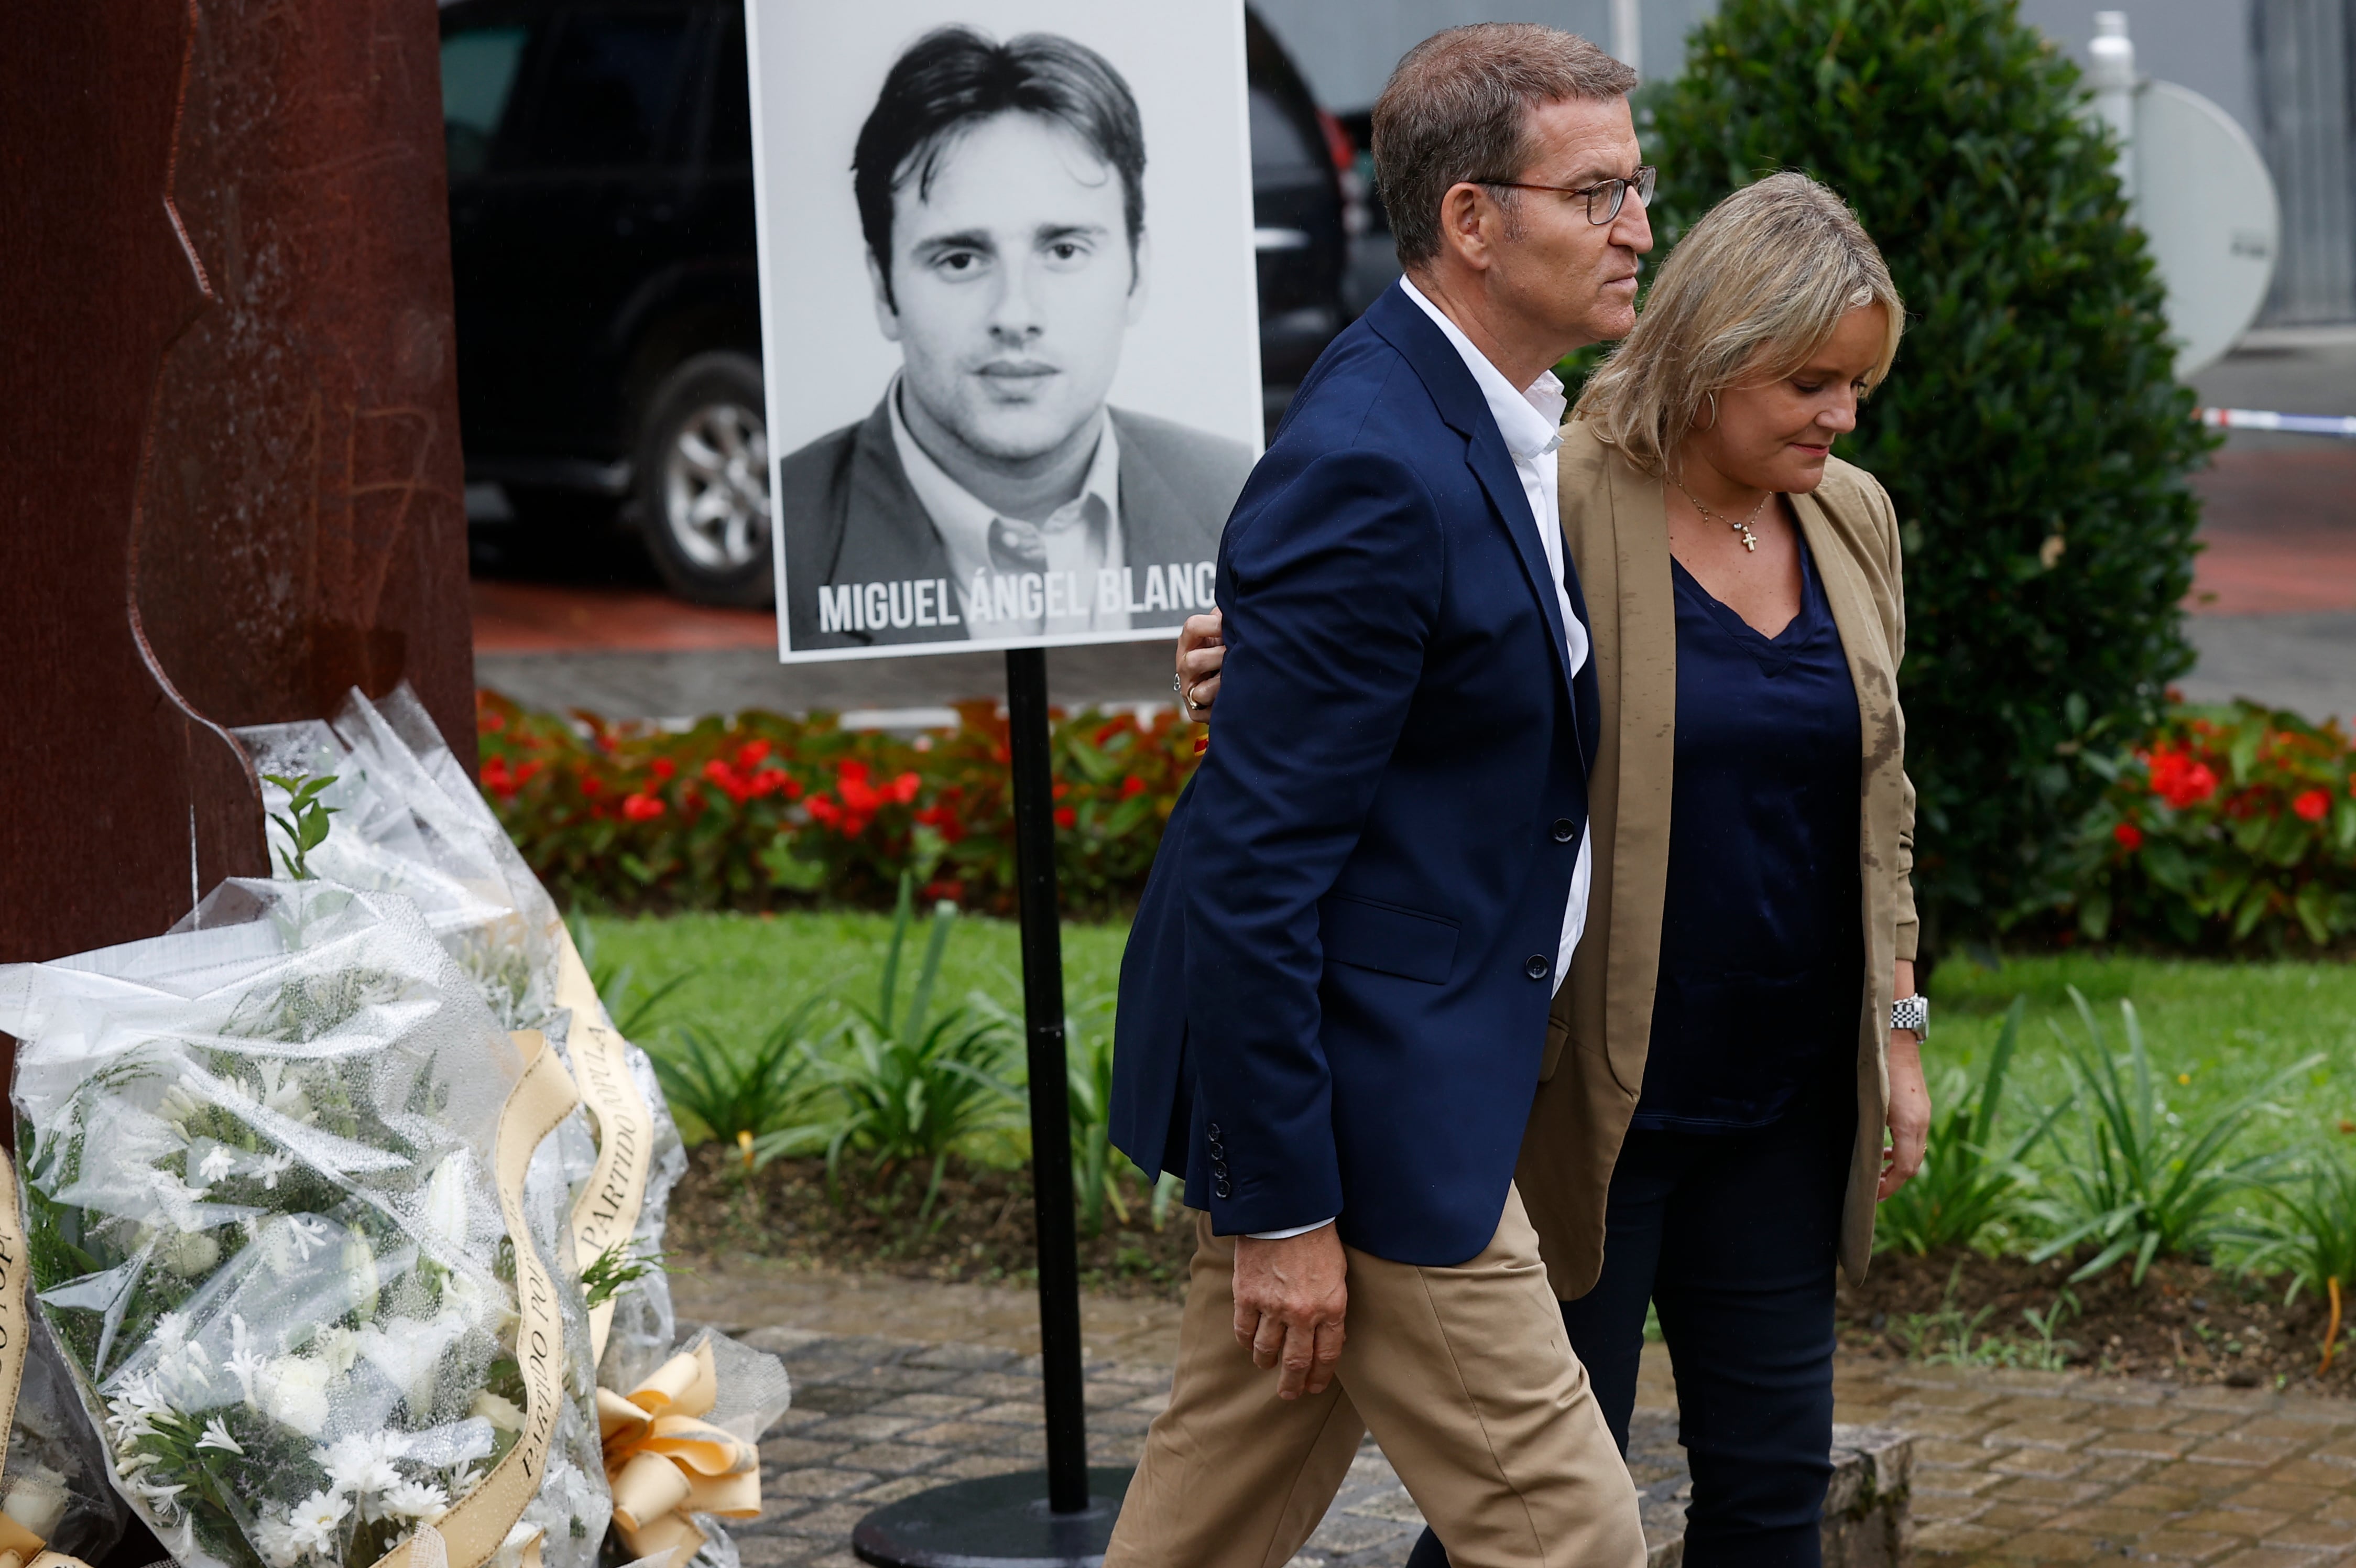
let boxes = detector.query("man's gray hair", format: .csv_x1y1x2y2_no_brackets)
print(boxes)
1372,24,1637,268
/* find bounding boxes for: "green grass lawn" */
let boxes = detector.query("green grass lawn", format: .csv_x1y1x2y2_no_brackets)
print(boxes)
1927,953,2356,1161
576,909,1133,1059
584,908,2356,1166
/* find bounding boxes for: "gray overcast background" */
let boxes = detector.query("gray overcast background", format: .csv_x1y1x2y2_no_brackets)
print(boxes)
1251,0,2252,130
1252,0,2356,328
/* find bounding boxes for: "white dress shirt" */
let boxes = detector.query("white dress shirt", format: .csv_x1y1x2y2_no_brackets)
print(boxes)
888,380,1132,638
1249,281,1598,1244
1400,277,1594,993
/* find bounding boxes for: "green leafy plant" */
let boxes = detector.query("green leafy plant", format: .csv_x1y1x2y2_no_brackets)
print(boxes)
580,1239,667,1310
650,999,831,1169
758,877,1020,1215
2028,988,2319,1282
1877,997,2069,1255
1056,995,1132,1236
261,772,340,880
2060,702,2356,951
2221,1151,2356,1374
2019,1290,2084,1367
1891,1262,2080,1370
1635,0,2213,944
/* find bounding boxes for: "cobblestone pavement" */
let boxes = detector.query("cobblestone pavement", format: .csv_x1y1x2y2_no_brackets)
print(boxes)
1835,1360,2356,1565
722,1325,1893,1568
687,1266,2356,1568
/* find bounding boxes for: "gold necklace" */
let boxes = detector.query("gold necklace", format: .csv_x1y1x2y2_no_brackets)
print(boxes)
1672,480,1772,553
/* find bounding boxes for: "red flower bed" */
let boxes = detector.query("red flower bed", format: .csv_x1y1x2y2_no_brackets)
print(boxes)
2061,702,2356,951
481,691,2353,950
474,691,1203,917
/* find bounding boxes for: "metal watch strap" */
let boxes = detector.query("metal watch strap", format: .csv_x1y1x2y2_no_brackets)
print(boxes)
1891,994,1928,1039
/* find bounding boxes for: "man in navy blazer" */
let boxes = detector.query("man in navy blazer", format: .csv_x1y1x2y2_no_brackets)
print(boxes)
1105,24,1656,1568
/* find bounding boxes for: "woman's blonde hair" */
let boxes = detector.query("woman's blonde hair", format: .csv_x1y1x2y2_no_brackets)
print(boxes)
1573,171,1904,476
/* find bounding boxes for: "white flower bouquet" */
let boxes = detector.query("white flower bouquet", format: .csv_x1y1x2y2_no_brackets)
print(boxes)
236,688,792,1568
0,880,610,1568
237,687,690,1391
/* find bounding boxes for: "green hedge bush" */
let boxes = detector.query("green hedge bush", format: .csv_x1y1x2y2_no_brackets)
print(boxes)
1636,0,2215,945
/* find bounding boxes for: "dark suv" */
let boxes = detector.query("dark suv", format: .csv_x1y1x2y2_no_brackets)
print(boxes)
440,2,1352,604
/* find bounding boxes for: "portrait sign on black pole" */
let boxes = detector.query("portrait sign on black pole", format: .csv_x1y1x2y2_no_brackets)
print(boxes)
743,1,1260,1558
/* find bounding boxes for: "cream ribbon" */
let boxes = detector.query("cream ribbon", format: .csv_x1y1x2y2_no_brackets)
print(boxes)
0,1158,89,1568
364,1030,581,1568
552,932,658,1366
597,1342,762,1562
557,934,770,1556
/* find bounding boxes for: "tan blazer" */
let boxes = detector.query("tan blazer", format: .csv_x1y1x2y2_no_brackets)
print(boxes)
1517,420,1919,1298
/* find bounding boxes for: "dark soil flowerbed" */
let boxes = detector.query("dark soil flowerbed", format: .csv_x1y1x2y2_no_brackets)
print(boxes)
665,1144,1197,1298
666,1147,2356,1393
1839,1247,2356,1392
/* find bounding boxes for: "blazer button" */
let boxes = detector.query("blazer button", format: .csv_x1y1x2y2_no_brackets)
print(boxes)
1524,954,1550,980
1214,1179,1232,1199
1207,1123,1222,1139
1552,818,1577,843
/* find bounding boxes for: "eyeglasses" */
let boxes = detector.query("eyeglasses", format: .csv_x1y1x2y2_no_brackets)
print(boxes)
1475,165,1656,225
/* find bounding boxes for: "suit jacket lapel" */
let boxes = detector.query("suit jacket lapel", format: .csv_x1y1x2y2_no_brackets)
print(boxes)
1364,286,1580,715
1112,412,1192,571
1468,432,1582,720
829,399,965,644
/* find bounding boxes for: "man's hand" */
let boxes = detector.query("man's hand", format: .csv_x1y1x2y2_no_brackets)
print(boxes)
1176,612,1227,714
1232,1226,1347,1400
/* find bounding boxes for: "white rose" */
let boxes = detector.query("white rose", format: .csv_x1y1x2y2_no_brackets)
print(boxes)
158,1229,220,1279
264,1357,333,1438
468,1391,523,1434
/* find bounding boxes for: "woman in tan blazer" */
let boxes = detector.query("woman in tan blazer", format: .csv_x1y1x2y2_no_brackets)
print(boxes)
1180,173,1928,1565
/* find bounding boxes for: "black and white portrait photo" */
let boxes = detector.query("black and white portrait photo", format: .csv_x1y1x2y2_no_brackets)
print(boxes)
747,2,1261,660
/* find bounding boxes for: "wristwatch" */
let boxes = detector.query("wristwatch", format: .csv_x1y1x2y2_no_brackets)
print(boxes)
1891,995,1928,1040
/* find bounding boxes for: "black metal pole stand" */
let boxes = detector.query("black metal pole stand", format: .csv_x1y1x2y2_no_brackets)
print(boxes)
1004,646,1094,1512
850,647,1128,1566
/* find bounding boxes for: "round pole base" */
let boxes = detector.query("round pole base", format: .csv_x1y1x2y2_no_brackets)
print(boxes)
850,1467,1132,1568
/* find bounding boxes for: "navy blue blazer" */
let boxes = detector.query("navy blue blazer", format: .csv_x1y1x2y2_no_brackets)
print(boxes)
1109,282,1602,1267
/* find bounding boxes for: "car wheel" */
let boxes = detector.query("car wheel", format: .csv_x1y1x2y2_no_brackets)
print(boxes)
635,351,775,606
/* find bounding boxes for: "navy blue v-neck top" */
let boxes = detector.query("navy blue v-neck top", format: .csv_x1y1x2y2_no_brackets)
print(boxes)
1632,535,1864,1133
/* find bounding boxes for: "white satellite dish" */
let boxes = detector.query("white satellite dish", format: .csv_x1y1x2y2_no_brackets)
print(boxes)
2131,79,2281,379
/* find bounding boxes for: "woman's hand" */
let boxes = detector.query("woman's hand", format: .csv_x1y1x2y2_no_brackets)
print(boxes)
1878,957,1930,1201
1176,611,1227,715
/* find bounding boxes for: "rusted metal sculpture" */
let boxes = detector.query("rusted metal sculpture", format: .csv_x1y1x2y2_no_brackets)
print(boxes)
0,0,475,969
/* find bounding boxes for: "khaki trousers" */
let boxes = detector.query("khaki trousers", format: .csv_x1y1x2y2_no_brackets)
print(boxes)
1105,1185,1645,1568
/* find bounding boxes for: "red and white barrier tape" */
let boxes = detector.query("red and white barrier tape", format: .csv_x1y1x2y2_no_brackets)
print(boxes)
2198,407,2356,438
